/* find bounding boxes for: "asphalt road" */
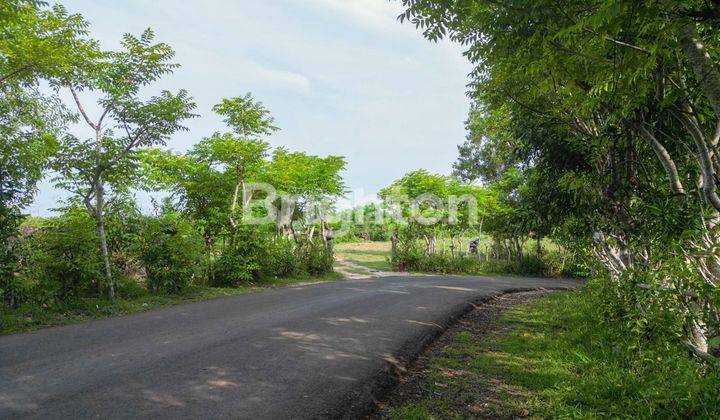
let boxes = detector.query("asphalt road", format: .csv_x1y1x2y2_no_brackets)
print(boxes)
0,275,580,419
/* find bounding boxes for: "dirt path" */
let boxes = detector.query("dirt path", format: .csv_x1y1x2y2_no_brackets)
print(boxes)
334,255,396,279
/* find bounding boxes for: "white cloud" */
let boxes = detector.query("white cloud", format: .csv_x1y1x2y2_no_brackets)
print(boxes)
299,0,407,32
29,0,473,216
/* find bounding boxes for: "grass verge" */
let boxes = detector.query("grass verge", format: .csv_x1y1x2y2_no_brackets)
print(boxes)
380,290,720,419
0,272,343,335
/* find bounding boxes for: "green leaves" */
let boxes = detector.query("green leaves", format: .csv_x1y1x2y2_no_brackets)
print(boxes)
192,132,269,176
140,93,347,244
52,26,197,200
114,89,197,150
1,2,98,85
212,94,279,138
265,148,346,198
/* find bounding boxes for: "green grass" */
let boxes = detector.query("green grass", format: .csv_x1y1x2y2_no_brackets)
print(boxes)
0,272,343,335
335,241,392,271
387,290,720,419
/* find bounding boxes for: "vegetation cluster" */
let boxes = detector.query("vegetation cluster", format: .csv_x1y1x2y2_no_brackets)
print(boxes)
0,1,341,331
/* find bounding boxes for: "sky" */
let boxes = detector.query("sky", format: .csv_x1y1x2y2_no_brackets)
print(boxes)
28,0,473,215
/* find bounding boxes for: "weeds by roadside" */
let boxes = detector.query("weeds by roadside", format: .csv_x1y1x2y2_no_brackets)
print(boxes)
379,289,720,419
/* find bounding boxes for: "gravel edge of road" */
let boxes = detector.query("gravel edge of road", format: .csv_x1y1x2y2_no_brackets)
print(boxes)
322,286,575,419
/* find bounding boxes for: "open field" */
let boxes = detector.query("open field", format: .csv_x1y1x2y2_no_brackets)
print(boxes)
334,241,393,272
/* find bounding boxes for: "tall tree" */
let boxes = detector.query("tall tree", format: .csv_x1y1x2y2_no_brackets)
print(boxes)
0,1,94,305
212,93,279,138
53,29,196,298
400,0,720,359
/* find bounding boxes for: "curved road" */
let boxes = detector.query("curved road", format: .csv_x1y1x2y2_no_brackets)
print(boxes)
0,275,580,419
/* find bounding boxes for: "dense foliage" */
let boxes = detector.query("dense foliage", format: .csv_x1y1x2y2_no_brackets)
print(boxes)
0,1,340,321
400,0,720,366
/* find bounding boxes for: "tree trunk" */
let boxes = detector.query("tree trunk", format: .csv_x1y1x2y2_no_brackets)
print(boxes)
95,181,114,299
449,233,455,258
680,22,720,118
204,235,215,285
636,123,685,194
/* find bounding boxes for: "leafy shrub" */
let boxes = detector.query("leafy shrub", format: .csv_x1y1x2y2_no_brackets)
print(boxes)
0,274,29,309
541,249,587,278
114,276,148,300
24,209,105,300
298,241,334,275
104,196,144,274
213,227,266,286
214,251,261,286
1,203,24,307
505,254,546,275
262,238,299,278
137,213,204,293
214,226,335,286
394,248,567,277
391,231,586,278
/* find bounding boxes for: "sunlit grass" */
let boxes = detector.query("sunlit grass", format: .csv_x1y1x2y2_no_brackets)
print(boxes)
387,291,720,419
335,241,392,271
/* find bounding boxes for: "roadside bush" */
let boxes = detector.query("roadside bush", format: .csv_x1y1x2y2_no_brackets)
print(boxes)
390,229,587,278
138,213,204,293
214,226,335,286
1,204,26,308
262,238,299,278
104,196,144,275
299,241,334,275
0,275,29,309
505,254,546,275
213,227,266,286
24,209,105,300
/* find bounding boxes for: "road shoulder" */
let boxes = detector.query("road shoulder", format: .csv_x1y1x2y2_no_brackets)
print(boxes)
373,291,557,419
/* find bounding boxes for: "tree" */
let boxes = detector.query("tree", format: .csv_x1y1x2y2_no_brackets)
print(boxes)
399,0,720,360
0,1,94,306
0,88,65,303
263,148,346,241
141,96,276,281
53,29,196,299
453,105,518,184
142,93,345,285
212,93,279,138
141,147,229,283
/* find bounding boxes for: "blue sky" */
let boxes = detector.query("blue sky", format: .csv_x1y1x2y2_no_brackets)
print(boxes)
29,0,473,215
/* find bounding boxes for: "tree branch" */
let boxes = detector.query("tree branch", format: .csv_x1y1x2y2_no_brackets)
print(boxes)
636,123,686,195
0,66,31,86
675,107,720,211
69,86,97,130
97,107,111,130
